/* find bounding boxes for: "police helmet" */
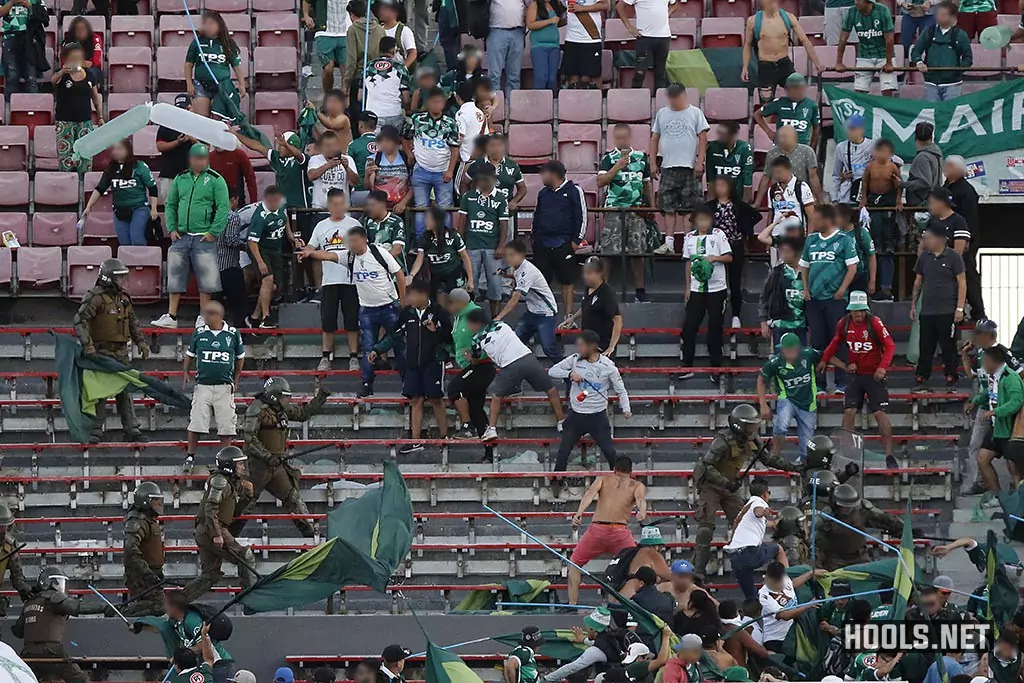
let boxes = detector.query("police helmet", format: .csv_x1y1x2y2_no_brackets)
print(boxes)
728,404,761,435
133,481,164,512
805,435,837,471
833,483,861,509
216,446,247,475
775,506,806,537
37,566,68,592
99,258,129,286
262,377,293,403
0,502,14,527
805,469,838,499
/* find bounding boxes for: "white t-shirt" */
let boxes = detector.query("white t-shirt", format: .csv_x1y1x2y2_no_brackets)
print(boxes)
455,101,486,163
309,215,361,286
308,153,358,208
566,0,604,42
724,495,769,551
345,245,403,307
683,228,732,293
758,577,796,643
383,23,417,55
769,175,815,235
364,58,409,119
514,259,558,316
476,321,532,368
622,0,675,37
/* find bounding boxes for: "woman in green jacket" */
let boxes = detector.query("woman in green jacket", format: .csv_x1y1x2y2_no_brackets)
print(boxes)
82,138,158,246
972,345,1024,492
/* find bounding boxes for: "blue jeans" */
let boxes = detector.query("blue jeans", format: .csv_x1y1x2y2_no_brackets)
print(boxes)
2,35,40,100
806,297,848,388
728,542,780,599
167,233,222,293
515,310,561,360
359,303,405,387
531,46,560,91
487,27,526,97
877,254,894,291
900,13,935,55
774,397,817,459
115,206,150,247
924,81,961,101
411,164,454,238
771,326,807,350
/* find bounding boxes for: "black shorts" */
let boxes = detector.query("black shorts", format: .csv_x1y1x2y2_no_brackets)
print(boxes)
757,56,795,90
429,269,467,299
263,249,285,285
1004,438,1024,470
982,428,1010,457
532,241,577,286
844,374,889,413
320,283,360,333
561,41,602,78
403,361,444,398
447,361,496,401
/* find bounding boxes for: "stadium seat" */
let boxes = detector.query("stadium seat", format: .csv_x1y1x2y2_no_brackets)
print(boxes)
252,0,295,11
81,212,117,247
16,247,62,291
711,0,751,18
31,212,79,247
703,87,749,122
491,91,506,125
627,124,651,152
508,123,554,167
604,18,636,51
557,89,602,123
509,89,553,123
752,124,772,155
67,246,113,298
256,13,300,48
117,246,163,301
0,248,11,289
34,172,80,210
225,13,254,46
205,0,248,11
899,84,925,100
108,93,150,120
156,46,189,89
108,47,153,93
607,88,652,122
566,174,598,243
61,15,106,37
32,126,59,172
0,173,29,209
158,16,195,47
967,48,1001,78
44,21,57,51
253,46,296,90
83,172,113,215
254,92,300,132
0,126,28,171
3,213,29,246
700,18,744,48
557,124,603,173
111,15,155,48
255,171,276,198
813,46,855,80
800,14,825,45
668,18,697,50
155,0,199,14
132,126,161,171
9,94,54,137
671,0,705,20
1007,45,1024,71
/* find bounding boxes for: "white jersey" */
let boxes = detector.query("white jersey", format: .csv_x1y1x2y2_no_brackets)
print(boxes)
514,259,558,316
682,228,731,293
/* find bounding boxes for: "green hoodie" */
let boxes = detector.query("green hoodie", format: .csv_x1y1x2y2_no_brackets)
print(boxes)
165,168,231,237
344,17,385,90
909,23,973,85
973,364,1024,439
452,301,485,368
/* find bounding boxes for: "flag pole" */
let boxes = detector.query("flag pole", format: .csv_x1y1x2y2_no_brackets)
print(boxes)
482,505,590,575
408,636,495,658
495,602,591,610
721,587,893,640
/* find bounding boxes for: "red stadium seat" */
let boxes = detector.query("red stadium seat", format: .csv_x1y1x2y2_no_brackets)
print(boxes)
514,173,544,235
108,47,153,93
604,18,635,51
626,124,651,152
117,246,163,301
255,171,276,198
34,172,80,210
81,212,117,246
254,46,296,90
9,94,54,137
16,247,62,291
225,13,253,46
492,91,506,124
67,246,113,298
899,84,925,100
508,123,553,167
0,248,11,288
700,17,744,47
132,126,161,171
254,92,300,131
205,0,248,11
711,0,751,18
557,89,602,123
156,46,188,89
0,173,29,209
669,18,697,50
3,213,29,246
31,212,79,247
800,14,825,45
509,89,553,123
256,13,300,48
108,93,150,119
0,126,28,171
703,87,748,122
967,47,1001,78
813,46,855,80
557,124,603,173
83,172,113,215
671,0,705,20
158,16,194,47
155,0,199,14
32,126,59,172
252,0,295,11
1007,45,1024,71
607,88,652,122
111,16,155,48
753,124,772,154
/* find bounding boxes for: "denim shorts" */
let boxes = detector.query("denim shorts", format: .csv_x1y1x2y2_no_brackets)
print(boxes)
193,79,217,99
167,233,222,293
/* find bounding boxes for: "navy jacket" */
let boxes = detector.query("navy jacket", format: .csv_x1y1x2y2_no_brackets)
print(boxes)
532,179,587,248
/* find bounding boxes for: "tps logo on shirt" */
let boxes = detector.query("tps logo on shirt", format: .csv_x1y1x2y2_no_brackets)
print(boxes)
201,350,233,363
809,250,837,262
847,340,875,352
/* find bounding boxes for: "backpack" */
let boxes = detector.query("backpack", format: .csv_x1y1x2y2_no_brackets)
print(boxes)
753,10,793,46
603,546,641,591
762,264,793,323
466,0,491,39
839,313,881,349
348,243,395,284
190,602,233,642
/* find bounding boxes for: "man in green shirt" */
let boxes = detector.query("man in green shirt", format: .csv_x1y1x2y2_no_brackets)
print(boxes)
705,121,754,203
760,236,806,348
457,163,509,315
504,626,543,683
1,0,43,99
233,130,311,244
754,73,820,148
847,652,903,681
836,0,897,95
347,112,379,204
247,185,297,329
152,144,230,330
363,189,408,270
446,289,495,444
758,332,819,462
836,203,876,295
462,134,528,210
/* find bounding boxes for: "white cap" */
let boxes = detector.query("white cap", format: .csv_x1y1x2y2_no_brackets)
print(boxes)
822,677,844,683
621,643,651,664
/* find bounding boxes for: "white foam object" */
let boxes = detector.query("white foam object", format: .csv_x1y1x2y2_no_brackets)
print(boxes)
72,103,153,160
149,102,239,151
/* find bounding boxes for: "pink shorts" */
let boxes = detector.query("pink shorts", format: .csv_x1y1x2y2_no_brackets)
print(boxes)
570,523,636,565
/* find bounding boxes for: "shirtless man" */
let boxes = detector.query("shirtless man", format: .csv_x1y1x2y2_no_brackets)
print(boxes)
741,0,824,105
569,457,646,606
660,559,709,613
612,526,674,599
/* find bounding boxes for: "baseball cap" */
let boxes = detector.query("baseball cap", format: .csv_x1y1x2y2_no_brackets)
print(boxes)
933,575,955,593
846,290,870,312
189,143,210,157
674,633,703,652
779,332,801,349
785,72,806,86
929,187,954,206
583,606,612,633
830,580,852,596
847,114,866,129
448,288,471,304
360,110,378,125
381,645,411,663
671,559,694,575
975,318,998,334
621,643,651,664
520,626,544,647
281,130,301,147
638,526,664,546
273,668,295,683
228,671,256,683
925,223,949,239
174,93,192,109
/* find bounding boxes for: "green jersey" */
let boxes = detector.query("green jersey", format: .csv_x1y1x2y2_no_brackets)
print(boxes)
847,653,890,681
761,348,820,412
186,37,241,83
799,230,858,300
452,301,485,368
772,263,806,330
869,604,893,621
844,226,876,276
1,0,40,34
471,156,525,203
170,609,231,660
364,212,407,269
507,646,539,683
418,230,466,278
820,600,852,629
268,150,310,210
706,140,754,201
959,0,995,12
347,132,378,191
760,97,820,146
403,112,460,172
459,188,509,249
171,663,213,683
842,3,894,60
96,161,157,210
187,324,244,386
598,148,650,208
248,203,288,252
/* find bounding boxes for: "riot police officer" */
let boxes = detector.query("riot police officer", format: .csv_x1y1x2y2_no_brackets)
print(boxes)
233,377,329,538
12,567,106,683
181,446,258,602
72,258,151,443
803,469,838,514
805,435,860,483
0,502,32,616
773,506,809,566
121,482,165,617
813,484,905,571
692,404,802,578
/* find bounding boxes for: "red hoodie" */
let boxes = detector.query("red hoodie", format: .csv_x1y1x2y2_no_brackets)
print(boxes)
820,314,895,374
209,148,258,205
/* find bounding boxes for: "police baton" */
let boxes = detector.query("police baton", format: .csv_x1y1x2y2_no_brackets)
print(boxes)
225,548,263,581
0,543,26,566
87,585,131,626
737,437,775,480
119,579,183,607
281,442,339,463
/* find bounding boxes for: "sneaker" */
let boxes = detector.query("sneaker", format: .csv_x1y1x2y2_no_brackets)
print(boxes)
244,315,260,329
961,481,988,496
557,419,564,433
731,316,742,329
885,455,899,469
453,428,478,440
309,294,321,305
945,375,958,391
150,313,177,328
634,291,651,303
653,243,674,255
182,455,195,473
259,319,278,329
194,314,206,329
317,357,331,372
357,383,374,398
348,356,360,371
399,443,424,455
481,426,499,441
912,379,930,393
835,384,846,395
677,371,695,380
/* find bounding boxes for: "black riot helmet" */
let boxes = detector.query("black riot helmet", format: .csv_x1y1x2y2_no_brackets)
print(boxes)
99,258,129,288
805,469,838,499
728,404,761,437
805,435,837,471
261,377,293,406
833,483,861,509
216,445,247,477
133,481,164,515
774,506,806,537
37,566,68,593
0,502,14,528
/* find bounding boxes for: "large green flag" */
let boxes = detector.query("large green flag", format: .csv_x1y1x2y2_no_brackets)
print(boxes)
985,529,1021,633
891,502,915,619
614,48,751,90
997,481,1024,541
424,639,487,683
53,333,190,443
454,579,551,612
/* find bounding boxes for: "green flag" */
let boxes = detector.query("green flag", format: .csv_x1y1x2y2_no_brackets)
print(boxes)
985,530,1021,633
424,638,487,683
997,482,1024,541
53,333,190,443
454,579,551,612
891,501,915,620
614,48,751,91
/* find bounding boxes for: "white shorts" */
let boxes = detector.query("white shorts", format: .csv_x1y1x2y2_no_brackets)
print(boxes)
854,57,898,92
188,383,237,435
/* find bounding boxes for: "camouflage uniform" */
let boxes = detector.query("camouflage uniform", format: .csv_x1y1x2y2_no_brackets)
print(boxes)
0,530,32,616
121,508,165,617
814,502,904,571
772,506,809,566
232,387,330,538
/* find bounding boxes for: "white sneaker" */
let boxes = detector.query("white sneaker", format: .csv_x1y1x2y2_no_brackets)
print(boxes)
731,316,742,329
557,419,564,433
653,243,674,255
348,356,360,371
150,313,177,328
317,357,331,371
481,426,499,441
195,314,206,329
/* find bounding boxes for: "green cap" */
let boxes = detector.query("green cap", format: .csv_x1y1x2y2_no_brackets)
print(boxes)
785,72,806,87
980,25,1013,50
638,525,664,546
282,130,301,147
724,667,752,682
189,143,209,157
846,290,870,311
583,606,612,633
779,332,801,349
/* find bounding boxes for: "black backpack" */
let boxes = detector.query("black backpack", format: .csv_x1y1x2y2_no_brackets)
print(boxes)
347,243,395,284
762,264,793,323
190,602,233,642
465,0,491,39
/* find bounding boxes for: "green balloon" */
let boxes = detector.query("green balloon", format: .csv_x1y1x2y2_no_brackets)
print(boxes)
980,25,1013,51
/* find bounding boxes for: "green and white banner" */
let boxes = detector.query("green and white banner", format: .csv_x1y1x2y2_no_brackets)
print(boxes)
826,80,1024,201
